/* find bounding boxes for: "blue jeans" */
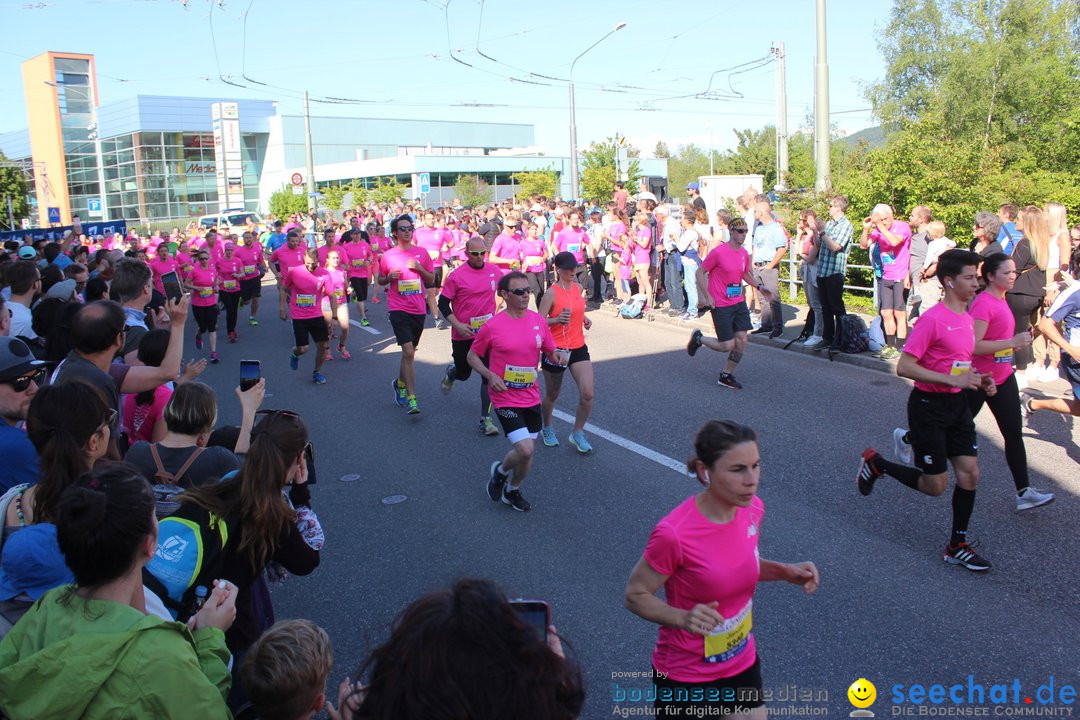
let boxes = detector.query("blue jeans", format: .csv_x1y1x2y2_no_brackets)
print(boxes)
664,252,684,311
681,255,699,313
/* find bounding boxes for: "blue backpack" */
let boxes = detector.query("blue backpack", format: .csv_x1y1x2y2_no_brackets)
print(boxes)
619,294,647,319
143,505,231,621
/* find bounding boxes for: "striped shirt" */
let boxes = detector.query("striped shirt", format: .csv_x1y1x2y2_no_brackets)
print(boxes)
819,216,853,277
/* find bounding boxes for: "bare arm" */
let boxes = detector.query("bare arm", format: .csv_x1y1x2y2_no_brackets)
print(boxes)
1038,315,1080,363
973,319,1031,356
119,296,189,393
624,556,721,633
758,559,819,593
896,351,981,390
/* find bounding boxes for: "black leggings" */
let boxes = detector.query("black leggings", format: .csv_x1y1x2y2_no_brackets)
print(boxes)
526,271,546,311
221,291,241,333
1005,292,1043,369
192,304,219,334
964,372,1028,492
588,258,604,300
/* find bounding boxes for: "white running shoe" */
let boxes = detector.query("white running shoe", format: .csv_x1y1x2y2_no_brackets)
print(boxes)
1016,486,1054,511
893,428,913,465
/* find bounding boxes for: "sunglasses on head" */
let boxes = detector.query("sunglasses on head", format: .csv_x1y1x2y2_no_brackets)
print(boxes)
505,287,530,296
98,408,118,431
4,367,47,392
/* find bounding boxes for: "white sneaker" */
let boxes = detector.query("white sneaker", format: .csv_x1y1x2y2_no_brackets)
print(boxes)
893,428,913,465
1016,486,1054,511
1038,366,1060,383
802,335,826,349
1015,371,1029,390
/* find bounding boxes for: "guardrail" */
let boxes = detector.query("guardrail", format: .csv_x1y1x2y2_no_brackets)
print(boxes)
785,254,878,307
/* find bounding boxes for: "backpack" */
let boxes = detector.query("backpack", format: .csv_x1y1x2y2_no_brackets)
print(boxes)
619,293,647,319
830,314,870,358
149,444,207,519
143,504,231,622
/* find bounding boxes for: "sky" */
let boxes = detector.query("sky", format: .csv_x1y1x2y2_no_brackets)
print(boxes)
0,0,891,158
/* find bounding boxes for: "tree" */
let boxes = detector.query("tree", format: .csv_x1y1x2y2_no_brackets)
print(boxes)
366,178,408,205
453,175,493,208
580,136,642,203
268,184,309,218
653,141,670,159
320,183,348,212
512,167,559,200
0,153,30,230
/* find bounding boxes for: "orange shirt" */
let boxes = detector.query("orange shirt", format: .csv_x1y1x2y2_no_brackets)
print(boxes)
548,282,586,348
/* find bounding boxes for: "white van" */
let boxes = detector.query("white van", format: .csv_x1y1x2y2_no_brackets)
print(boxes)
197,209,265,236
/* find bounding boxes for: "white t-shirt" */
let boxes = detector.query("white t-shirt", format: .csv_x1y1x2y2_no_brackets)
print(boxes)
8,300,36,339
923,237,956,269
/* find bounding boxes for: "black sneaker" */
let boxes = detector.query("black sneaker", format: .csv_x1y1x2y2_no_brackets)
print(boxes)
487,461,510,502
768,328,784,339
717,373,742,389
501,485,531,512
943,541,992,571
750,325,773,335
687,329,704,357
856,449,883,496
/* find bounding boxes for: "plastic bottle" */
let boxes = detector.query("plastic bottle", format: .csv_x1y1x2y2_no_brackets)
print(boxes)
191,585,209,613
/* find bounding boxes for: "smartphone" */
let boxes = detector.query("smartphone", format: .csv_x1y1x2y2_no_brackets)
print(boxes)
510,599,550,642
161,270,183,303
239,359,261,391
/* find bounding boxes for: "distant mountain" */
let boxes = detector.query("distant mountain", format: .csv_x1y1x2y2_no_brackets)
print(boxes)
842,126,885,148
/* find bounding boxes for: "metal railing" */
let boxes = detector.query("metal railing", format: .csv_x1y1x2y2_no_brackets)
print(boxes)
785,254,878,308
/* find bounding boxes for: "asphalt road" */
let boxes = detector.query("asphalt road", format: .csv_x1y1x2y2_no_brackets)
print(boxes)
196,283,1079,718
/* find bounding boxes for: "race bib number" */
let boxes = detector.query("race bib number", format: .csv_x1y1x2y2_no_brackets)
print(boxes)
469,313,493,330
197,287,213,298
567,243,581,254
398,278,422,296
222,279,238,291
994,348,1013,364
950,360,972,376
334,290,346,303
295,293,317,308
725,283,743,299
503,364,537,389
427,249,440,260
351,257,365,268
524,255,543,267
881,252,896,265
704,600,753,664
243,265,257,275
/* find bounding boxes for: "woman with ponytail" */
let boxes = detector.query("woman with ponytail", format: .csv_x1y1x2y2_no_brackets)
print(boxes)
0,464,237,719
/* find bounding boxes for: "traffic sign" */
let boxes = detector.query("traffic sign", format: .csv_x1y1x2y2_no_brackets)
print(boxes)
291,172,304,186
47,207,61,224
292,185,303,195
87,198,102,218
419,172,430,195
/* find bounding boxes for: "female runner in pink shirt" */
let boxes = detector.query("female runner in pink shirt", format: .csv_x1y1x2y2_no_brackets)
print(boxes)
625,421,819,717
185,248,220,363
317,248,351,361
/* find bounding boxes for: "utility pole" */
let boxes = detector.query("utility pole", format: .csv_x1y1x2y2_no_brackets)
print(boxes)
814,0,832,192
772,42,789,191
304,90,316,214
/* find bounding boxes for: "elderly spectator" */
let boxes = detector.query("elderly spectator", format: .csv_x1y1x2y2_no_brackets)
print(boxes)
860,203,912,353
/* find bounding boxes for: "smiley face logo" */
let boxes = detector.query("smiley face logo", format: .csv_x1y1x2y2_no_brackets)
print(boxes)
848,678,877,709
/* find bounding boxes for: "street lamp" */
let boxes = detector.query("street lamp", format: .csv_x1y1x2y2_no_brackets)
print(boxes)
568,21,626,202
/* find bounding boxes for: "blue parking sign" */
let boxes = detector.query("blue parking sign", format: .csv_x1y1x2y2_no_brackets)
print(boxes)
419,173,430,195
47,207,61,224
88,198,102,217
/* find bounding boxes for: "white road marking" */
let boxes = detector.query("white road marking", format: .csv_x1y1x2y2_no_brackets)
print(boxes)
349,320,382,335
550,409,686,476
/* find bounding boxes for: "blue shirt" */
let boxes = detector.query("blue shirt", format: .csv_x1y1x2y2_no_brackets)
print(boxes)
0,420,39,494
265,232,288,252
751,221,788,265
997,222,1020,255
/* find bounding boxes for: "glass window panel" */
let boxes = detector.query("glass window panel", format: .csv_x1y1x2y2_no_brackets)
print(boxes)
54,58,90,75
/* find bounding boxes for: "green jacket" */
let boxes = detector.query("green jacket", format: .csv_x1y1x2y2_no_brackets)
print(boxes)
0,585,231,719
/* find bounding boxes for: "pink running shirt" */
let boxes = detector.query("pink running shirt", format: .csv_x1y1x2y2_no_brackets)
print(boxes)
315,266,348,308
555,227,588,264
969,291,1016,385
343,241,374,279
870,220,912,282
270,246,306,274
518,237,546,273
216,256,243,294
414,227,447,268
149,257,178,295
188,265,218,307
901,302,975,393
234,244,262,280
379,245,434,315
703,243,752,308
489,232,522,268
283,265,328,320
440,263,501,341
470,310,556,409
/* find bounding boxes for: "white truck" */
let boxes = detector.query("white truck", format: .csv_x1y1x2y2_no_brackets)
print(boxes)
696,175,765,221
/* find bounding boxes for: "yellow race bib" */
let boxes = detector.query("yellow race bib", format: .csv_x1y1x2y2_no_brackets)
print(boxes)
503,364,537,389
994,348,1013,364
398,278,422,296
704,600,753,664
470,314,493,330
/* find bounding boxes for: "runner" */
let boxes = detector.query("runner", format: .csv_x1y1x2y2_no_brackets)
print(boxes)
538,252,595,453
368,223,391,304
235,230,266,327
148,242,178,297
468,271,568,512
215,241,244,344
554,211,590,290
380,214,435,415
1026,280,1080,419
342,229,373,328
438,236,502,436
185,247,220,364
283,248,331,385
518,220,549,309
488,212,523,271
269,230,307,322
856,249,997,571
413,211,450,328
624,420,819,716
316,227,341,267
316,248,351,361
687,218,770,389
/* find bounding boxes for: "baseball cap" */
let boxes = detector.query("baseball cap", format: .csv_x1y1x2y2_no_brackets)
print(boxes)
17,246,36,260
687,182,700,191
0,524,75,602
0,337,48,382
45,279,77,301
553,251,578,270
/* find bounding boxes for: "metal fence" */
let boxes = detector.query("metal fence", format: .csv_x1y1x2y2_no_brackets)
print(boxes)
784,254,878,308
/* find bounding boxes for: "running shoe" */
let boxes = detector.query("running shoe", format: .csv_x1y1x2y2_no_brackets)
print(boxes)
338,345,351,360
1020,397,1034,426
371,295,381,304
877,346,900,360
541,426,559,447
289,352,299,371
210,353,219,365
568,430,593,454
768,327,784,339
195,332,203,350
312,372,327,385
943,541,992,571
1038,366,1060,383
717,373,742,390
856,449,883,496
679,311,693,322
480,417,500,436
392,379,407,407
802,336,826,349
249,317,259,326
228,331,237,343
440,365,455,395
487,461,510,501
436,319,449,330
407,397,420,415
687,329,703,357
1016,486,1055,511
360,318,371,327
324,349,334,361
501,485,531,512
893,428,913,465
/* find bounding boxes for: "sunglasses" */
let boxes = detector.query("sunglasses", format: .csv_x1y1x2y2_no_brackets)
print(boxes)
397,226,415,233
98,408,118,432
4,367,47,392
467,250,485,257
505,287,531,296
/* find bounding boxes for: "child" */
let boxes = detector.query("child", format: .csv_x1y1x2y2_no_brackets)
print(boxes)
238,620,334,720
917,220,955,313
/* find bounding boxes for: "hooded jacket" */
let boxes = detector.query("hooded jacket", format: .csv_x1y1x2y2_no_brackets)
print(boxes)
0,585,231,719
